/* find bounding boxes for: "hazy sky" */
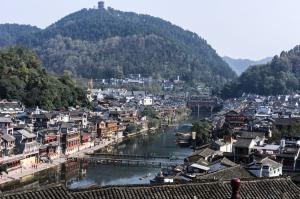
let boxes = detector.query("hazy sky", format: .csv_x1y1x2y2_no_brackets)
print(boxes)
1,0,300,60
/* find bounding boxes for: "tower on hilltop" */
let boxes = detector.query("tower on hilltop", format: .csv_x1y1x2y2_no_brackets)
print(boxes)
98,1,104,9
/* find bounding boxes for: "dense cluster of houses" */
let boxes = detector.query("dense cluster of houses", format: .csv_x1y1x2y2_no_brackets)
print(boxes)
217,94,300,172
86,73,188,92
154,94,300,184
0,83,187,175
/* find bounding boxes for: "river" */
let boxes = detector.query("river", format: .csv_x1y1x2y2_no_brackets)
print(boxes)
1,122,193,192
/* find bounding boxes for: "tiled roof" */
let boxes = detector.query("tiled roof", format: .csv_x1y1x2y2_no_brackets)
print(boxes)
196,165,254,181
0,117,12,123
239,131,266,139
0,185,72,199
16,129,36,139
1,177,300,199
71,177,300,199
220,157,237,167
2,134,15,142
260,157,282,168
0,102,23,110
190,148,216,158
234,138,254,148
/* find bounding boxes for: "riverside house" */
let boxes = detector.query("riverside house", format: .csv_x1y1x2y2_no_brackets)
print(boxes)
96,120,118,140
1,133,15,157
14,129,40,169
69,111,88,128
0,117,14,135
14,129,40,155
37,128,61,160
60,123,80,155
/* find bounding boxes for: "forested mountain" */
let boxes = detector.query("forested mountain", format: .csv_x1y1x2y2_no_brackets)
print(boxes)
222,46,300,98
0,6,236,89
0,24,40,47
223,56,272,75
0,47,88,110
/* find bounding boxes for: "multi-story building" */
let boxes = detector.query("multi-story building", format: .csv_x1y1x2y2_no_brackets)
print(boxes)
97,120,118,139
0,117,14,135
1,133,15,156
38,128,61,160
225,110,247,130
14,129,40,155
60,123,80,155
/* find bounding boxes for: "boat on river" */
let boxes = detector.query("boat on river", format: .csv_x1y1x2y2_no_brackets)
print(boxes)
175,123,193,147
150,168,175,184
176,132,192,147
139,173,151,180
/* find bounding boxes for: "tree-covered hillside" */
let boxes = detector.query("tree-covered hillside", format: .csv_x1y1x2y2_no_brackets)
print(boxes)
222,46,300,98
0,24,40,47
1,7,236,88
0,47,88,110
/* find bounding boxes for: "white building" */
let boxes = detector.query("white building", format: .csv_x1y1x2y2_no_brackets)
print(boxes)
248,157,282,177
255,106,272,118
0,100,25,115
213,139,234,153
139,96,153,106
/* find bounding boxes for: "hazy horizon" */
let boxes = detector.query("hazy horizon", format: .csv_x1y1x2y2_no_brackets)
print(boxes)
2,0,300,60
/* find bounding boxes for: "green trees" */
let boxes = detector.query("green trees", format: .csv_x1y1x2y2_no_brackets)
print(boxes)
125,124,143,134
191,121,212,145
0,7,236,89
0,47,88,110
222,45,300,98
142,107,160,128
142,107,160,119
0,24,40,47
270,121,300,142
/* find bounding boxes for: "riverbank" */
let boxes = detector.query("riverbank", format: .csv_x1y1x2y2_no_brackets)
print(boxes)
0,117,190,188
0,139,115,186
0,127,150,186
0,120,193,191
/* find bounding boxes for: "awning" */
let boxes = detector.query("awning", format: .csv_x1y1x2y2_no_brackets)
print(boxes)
190,163,210,171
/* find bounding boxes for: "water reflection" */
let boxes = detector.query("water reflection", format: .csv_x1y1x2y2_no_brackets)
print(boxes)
68,125,191,188
1,124,192,192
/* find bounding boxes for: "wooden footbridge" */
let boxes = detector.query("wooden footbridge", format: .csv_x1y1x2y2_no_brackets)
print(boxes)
67,153,184,168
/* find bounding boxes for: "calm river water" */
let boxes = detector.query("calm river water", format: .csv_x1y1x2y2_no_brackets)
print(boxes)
1,122,193,193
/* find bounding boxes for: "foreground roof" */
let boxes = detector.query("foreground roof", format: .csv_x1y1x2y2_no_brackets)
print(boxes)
196,165,254,181
1,177,299,199
0,185,71,199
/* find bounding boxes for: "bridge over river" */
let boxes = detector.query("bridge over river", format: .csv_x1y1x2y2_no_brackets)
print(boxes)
67,153,184,168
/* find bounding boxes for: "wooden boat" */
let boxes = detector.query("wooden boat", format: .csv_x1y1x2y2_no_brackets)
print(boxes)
176,132,192,147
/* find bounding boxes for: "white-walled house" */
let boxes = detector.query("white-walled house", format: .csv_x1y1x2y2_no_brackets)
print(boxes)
139,96,153,106
255,106,272,118
248,157,282,177
212,139,234,153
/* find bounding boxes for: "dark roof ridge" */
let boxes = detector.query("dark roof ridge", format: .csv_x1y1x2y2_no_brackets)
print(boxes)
197,164,253,178
1,177,300,199
0,183,67,197
69,176,293,193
